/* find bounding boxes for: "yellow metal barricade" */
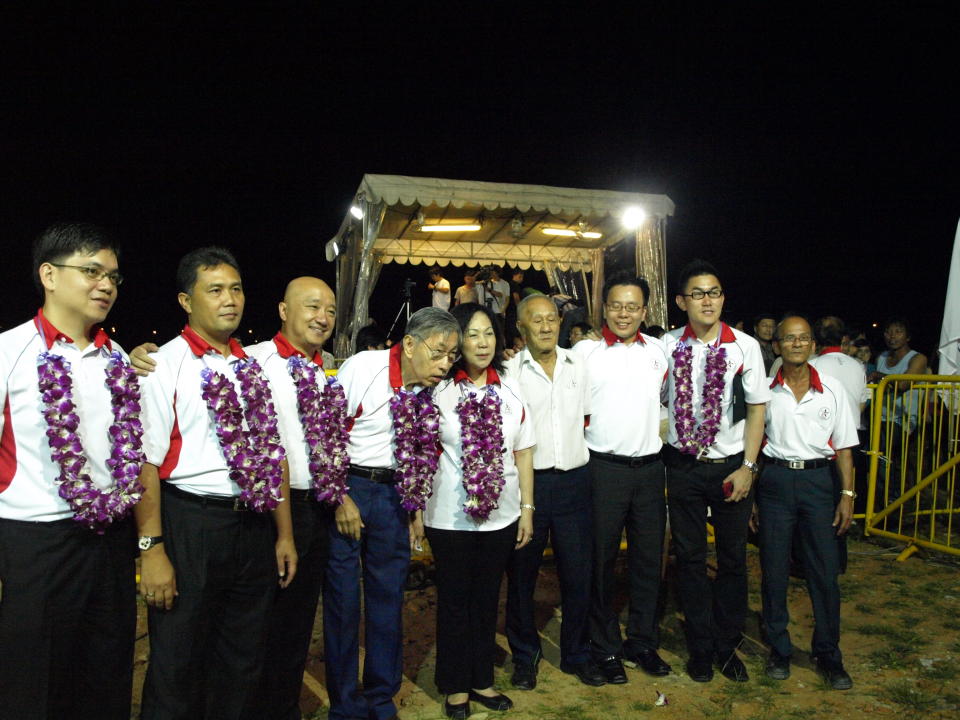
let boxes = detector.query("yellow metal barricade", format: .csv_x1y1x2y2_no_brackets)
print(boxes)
864,374,960,556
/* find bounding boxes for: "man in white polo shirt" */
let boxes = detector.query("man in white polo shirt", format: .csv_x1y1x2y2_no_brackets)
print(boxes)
135,247,297,720
663,259,769,684
575,270,672,685
325,307,460,720
0,223,140,720
758,315,857,689
504,294,606,689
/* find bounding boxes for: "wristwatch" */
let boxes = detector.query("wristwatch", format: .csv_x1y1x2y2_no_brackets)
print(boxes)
840,489,857,500
138,535,163,551
742,459,759,474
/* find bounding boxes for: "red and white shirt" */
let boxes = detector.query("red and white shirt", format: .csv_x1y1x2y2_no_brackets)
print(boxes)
664,323,770,459
246,333,325,491
763,365,858,460
574,327,668,457
0,311,127,521
809,348,868,430
141,326,256,497
424,369,535,532
337,344,431,469
504,346,590,471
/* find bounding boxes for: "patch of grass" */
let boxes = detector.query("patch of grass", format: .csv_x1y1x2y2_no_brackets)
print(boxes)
530,703,593,720
899,614,921,627
920,658,960,681
942,618,960,631
888,577,907,586
867,643,915,670
782,709,818,719
852,623,928,645
948,641,960,653
877,680,938,713
854,602,875,614
630,701,655,712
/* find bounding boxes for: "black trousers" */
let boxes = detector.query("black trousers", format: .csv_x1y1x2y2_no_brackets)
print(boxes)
246,491,333,720
588,455,666,659
425,522,517,695
141,487,277,720
0,516,136,720
505,466,593,667
665,448,754,658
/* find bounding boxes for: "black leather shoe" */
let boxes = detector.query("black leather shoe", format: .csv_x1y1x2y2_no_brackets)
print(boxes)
816,658,853,690
511,662,537,690
560,659,607,686
765,650,791,680
597,656,628,684
443,698,470,719
716,651,749,682
686,654,714,682
624,648,672,677
469,690,513,711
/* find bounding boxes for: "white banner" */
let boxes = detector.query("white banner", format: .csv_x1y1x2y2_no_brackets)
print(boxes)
939,219,960,375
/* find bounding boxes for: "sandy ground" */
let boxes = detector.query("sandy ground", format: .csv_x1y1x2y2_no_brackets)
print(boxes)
130,530,960,719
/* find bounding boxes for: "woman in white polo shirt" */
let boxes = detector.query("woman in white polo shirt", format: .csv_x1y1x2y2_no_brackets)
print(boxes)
424,302,535,720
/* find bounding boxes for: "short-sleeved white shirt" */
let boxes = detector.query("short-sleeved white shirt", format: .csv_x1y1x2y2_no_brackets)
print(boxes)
504,346,590,470
477,278,511,314
810,349,869,430
140,326,264,497
431,277,451,310
246,333,327,491
574,327,668,457
424,369,535,532
763,365,859,460
664,323,771,458
338,344,432,469
0,312,130,521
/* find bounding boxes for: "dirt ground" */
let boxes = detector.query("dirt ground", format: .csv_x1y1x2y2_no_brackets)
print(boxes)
130,529,960,719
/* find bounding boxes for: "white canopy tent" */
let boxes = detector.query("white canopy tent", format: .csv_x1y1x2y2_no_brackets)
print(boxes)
329,174,675,357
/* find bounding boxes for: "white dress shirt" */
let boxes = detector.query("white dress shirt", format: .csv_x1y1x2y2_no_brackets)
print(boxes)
810,349,868,430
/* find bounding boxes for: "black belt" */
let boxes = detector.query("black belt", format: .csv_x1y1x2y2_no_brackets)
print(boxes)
348,464,397,484
664,445,741,464
290,488,315,502
764,455,833,470
163,483,250,511
589,450,661,468
534,466,583,476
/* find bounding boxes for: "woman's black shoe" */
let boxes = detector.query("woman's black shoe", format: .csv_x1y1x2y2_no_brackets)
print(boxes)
469,690,514,711
443,697,470,719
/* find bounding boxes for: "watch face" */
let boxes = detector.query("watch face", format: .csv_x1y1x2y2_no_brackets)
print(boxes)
138,537,152,550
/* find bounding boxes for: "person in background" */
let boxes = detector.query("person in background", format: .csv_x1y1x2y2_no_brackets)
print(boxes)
356,324,387,353
568,321,592,346
753,313,777,375
429,267,451,311
454,270,479,306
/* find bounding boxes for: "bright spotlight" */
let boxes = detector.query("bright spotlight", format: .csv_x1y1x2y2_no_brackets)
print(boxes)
350,205,363,220
622,206,646,229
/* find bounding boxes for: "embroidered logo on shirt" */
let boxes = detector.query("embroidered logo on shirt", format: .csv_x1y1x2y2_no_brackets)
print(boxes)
819,407,831,420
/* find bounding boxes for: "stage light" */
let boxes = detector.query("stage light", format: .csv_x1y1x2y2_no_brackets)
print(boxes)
419,224,482,232
325,237,341,262
542,228,602,239
350,205,363,220
622,206,646,229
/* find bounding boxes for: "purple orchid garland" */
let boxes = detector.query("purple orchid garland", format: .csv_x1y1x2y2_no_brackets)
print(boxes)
200,357,286,512
456,385,505,520
37,351,146,533
287,356,350,504
389,387,440,511
672,341,728,457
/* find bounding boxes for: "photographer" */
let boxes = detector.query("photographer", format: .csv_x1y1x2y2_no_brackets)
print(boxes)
475,265,510,322
428,266,451,311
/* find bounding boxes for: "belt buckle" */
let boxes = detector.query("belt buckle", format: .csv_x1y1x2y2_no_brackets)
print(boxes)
788,460,804,470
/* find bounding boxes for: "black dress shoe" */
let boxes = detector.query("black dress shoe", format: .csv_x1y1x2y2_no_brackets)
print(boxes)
469,690,513,711
686,654,714,682
597,656,628,684
816,658,853,690
716,651,749,682
624,648,672,677
560,659,607,686
443,698,470,719
511,662,537,690
765,650,791,680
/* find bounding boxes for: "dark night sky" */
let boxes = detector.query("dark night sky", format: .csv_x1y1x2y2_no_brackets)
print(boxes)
2,4,958,356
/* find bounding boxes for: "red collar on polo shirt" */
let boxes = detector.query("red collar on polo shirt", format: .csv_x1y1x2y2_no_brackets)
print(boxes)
389,343,404,391
181,325,247,359
679,322,737,345
454,366,501,385
770,364,824,393
819,346,843,355
34,309,112,351
272,332,323,366
601,325,646,346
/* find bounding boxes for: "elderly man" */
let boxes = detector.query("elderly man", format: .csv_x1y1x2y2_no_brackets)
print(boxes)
575,270,672,685
757,315,857,689
326,307,460,720
663,259,769,683
504,295,605,689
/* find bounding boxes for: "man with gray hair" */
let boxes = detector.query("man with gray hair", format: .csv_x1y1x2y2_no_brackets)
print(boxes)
325,307,460,720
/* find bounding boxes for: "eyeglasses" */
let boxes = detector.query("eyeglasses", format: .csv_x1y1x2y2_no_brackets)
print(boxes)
681,288,723,300
421,339,460,363
51,264,124,286
606,302,643,313
779,334,812,345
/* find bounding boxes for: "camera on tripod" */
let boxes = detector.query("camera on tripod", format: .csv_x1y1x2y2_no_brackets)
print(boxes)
402,278,417,298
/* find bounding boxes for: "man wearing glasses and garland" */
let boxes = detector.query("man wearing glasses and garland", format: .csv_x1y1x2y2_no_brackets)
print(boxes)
663,259,769,684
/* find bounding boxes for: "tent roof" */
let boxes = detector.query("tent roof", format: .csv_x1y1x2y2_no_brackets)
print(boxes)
334,174,674,270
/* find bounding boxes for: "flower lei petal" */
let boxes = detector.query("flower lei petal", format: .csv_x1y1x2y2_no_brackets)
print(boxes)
389,388,440,511
201,357,286,512
672,341,728,457
456,385,505,521
287,356,350,504
37,351,145,533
